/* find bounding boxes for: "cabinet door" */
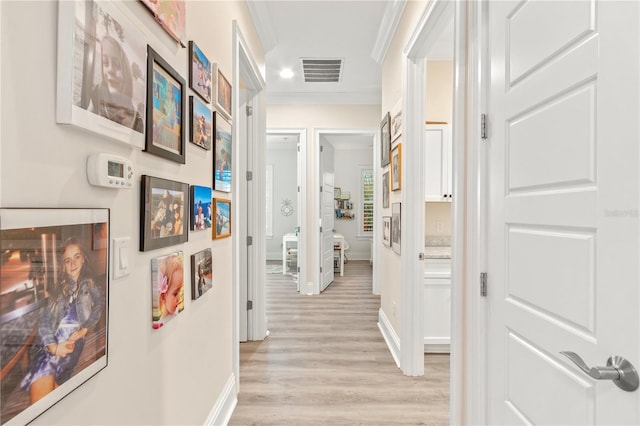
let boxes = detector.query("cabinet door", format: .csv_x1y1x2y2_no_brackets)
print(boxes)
424,124,451,201
423,277,451,353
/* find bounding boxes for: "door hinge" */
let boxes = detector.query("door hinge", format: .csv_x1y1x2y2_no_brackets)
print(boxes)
320,145,324,152
480,272,488,297
320,185,323,192
247,236,253,246
247,300,253,310
481,114,488,139
319,226,323,233
320,266,323,273
246,171,253,181
297,266,300,273
297,145,300,152
298,185,300,192
246,105,253,116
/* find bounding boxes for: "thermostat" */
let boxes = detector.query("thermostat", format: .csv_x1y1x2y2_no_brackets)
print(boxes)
87,153,134,189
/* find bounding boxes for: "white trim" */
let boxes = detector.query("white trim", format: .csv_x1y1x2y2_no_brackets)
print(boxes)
377,308,401,368
245,1,278,53
423,340,450,353
204,373,237,426
267,90,380,105
372,129,381,295
371,0,408,64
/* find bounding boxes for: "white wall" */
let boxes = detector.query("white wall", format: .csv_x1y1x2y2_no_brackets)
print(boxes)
0,2,263,425
266,143,297,260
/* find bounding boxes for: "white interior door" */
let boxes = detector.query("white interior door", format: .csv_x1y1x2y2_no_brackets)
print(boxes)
320,141,335,291
486,1,639,424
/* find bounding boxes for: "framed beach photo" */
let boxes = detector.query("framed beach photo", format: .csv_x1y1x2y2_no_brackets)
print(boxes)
380,112,391,167
57,0,146,148
0,208,109,425
215,66,232,119
151,251,184,330
188,41,212,103
190,185,213,231
191,248,213,300
382,216,392,246
214,112,232,192
189,96,212,150
391,144,402,191
140,175,188,251
391,203,401,254
139,0,186,47
213,198,231,239
146,45,186,164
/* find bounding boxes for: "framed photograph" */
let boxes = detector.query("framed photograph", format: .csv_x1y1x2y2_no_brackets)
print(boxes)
391,203,401,254
213,198,232,239
382,216,392,246
188,41,212,103
151,251,184,330
57,0,146,148
214,112,232,192
215,66,232,119
382,169,390,208
190,185,213,231
391,144,402,191
380,112,391,167
146,45,186,164
189,96,212,150
191,248,213,300
140,175,188,251
139,0,186,47
334,187,341,199
0,208,109,425
390,99,402,141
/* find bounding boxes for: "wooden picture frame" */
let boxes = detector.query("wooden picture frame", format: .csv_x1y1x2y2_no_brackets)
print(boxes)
140,175,188,251
191,248,213,300
380,112,391,166
145,45,186,164
188,41,212,103
382,215,392,246
213,112,232,192
213,198,231,239
391,203,401,254
391,144,402,191
215,65,232,119
189,96,212,150
190,185,212,231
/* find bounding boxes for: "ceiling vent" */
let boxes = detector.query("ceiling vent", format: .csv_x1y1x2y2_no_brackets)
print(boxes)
301,58,342,83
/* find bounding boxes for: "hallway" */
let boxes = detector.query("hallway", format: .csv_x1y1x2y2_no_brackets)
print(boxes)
229,261,449,425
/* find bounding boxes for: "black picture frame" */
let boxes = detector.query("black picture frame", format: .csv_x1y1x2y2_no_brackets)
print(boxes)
188,40,212,103
140,175,189,251
145,45,186,164
191,248,213,300
391,202,401,255
380,112,391,167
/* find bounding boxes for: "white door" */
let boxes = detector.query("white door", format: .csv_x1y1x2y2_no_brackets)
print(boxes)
486,1,639,424
424,124,451,201
320,141,335,291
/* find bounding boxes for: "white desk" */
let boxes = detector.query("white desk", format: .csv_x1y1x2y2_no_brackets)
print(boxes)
282,233,346,276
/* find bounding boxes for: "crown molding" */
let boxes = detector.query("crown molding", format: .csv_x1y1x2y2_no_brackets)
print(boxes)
267,90,381,105
246,1,278,53
370,0,407,64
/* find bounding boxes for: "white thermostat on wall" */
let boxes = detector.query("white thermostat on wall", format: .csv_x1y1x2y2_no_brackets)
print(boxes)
87,153,134,189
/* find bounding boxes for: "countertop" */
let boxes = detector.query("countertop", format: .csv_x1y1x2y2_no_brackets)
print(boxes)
425,235,451,259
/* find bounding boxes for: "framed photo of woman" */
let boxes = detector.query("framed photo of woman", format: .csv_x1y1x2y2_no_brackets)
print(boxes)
190,185,212,231
189,96,212,150
215,65,232,119
391,143,402,191
214,112,232,192
213,198,232,239
140,175,189,251
191,248,213,300
188,41,212,103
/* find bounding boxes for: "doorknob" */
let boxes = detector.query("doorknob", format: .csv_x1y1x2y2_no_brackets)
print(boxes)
560,351,639,392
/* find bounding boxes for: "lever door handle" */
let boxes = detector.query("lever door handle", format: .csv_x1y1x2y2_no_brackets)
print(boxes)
560,351,639,392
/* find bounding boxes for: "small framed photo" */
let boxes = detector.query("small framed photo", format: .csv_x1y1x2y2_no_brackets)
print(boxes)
213,198,231,239
382,169,390,208
334,187,341,199
391,203,401,254
146,45,186,164
151,251,185,330
391,144,402,191
140,0,186,47
382,216,392,246
189,96,212,150
188,41,212,103
391,99,402,142
214,112,232,192
191,248,213,300
190,185,213,231
380,112,391,166
215,66,232,119
140,175,188,251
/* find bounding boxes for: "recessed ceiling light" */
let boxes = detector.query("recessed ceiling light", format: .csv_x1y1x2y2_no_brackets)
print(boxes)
279,68,294,79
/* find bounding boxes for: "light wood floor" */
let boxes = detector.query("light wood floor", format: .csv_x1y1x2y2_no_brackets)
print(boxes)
229,261,450,425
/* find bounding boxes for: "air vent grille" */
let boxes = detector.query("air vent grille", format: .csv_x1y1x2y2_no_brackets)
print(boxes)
301,58,342,83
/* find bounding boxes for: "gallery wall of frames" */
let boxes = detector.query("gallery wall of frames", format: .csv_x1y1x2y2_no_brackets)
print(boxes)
0,1,264,425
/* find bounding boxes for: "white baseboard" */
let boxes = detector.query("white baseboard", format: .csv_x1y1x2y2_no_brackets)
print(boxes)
377,308,401,368
424,337,451,353
205,373,237,426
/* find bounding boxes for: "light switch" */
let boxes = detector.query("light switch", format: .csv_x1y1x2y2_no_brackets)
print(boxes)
112,237,130,279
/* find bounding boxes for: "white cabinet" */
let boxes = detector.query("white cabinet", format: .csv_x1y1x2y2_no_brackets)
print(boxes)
423,258,451,353
425,124,452,202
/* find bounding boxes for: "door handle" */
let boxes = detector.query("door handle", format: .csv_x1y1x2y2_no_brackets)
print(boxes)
560,351,639,392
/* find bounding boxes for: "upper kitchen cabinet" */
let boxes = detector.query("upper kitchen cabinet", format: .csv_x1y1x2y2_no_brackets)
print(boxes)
425,123,452,201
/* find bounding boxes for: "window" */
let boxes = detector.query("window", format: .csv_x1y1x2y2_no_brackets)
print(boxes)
359,167,373,237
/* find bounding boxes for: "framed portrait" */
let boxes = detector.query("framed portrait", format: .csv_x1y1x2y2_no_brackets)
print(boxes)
380,112,391,167
140,175,189,251
382,216,392,246
139,0,186,47
382,169,390,208
213,198,232,239
214,112,232,192
391,144,402,191
151,251,184,330
215,66,232,119
145,45,186,164
190,185,213,231
191,248,213,300
189,96,212,150
188,41,212,103
57,0,146,148
0,208,109,425
391,203,401,254
390,99,402,141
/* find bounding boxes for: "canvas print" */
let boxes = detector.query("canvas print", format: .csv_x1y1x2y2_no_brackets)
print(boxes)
191,249,213,300
0,208,109,425
392,203,401,254
380,112,391,167
139,0,186,46
190,185,212,231
57,0,146,147
189,41,212,103
382,216,392,246
214,112,232,192
382,169,390,208
216,67,232,118
140,176,188,251
213,199,231,239
151,251,184,330
189,96,212,150
391,144,402,191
